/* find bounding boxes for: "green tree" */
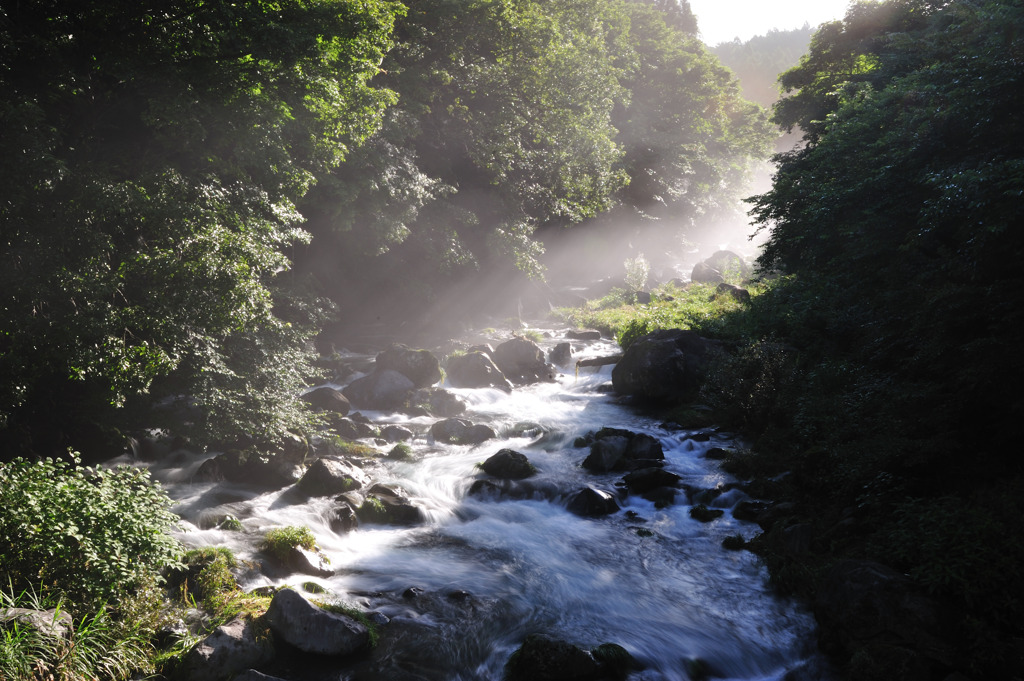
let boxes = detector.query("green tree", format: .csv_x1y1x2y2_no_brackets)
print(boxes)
772,0,945,144
712,26,816,109
612,1,773,225
303,0,631,278
298,0,773,326
0,0,403,457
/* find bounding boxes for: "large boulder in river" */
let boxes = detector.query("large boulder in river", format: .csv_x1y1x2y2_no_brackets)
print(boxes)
504,634,602,681
611,329,723,402
581,428,664,472
492,337,556,385
415,387,467,417
380,425,414,443
430,418,496,445
548,342,572,367
176,617,274,681
296,457,369,498
375,344,442,389
480,449,536,479
468,478,563,502
194,439,307,489
446,351,514,392
566,329,602,341
704,250,751,280
328,415,378,440
301,386,351,415
621,467,681,494
265,588,370,657
690,260,724,284
566,487,620,517
357,483,424,526
691,250,750,284
342,369,415,411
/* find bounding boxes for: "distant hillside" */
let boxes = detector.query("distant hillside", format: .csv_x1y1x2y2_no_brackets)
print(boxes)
712,25,815,108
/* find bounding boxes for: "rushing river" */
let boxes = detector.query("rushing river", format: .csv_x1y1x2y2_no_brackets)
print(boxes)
139,328,832,681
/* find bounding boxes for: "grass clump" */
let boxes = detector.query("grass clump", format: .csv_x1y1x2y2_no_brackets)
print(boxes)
261,526,317,561
554,282,763,350
216,514,244,531
520,329,543,343
169,547,238,610
387,443,415,461
333,438,380,458
157,548,274,677
0,586,154,681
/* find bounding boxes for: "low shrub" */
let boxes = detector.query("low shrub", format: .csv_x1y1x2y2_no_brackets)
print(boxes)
624,253,650,293
0,455,184,610
388,443,415,461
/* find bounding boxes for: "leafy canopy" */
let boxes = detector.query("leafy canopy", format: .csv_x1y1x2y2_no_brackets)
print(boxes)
298,0,773,320
0,0,404,455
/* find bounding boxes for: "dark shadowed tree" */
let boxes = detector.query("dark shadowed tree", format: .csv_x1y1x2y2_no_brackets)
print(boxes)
744,2,1024,674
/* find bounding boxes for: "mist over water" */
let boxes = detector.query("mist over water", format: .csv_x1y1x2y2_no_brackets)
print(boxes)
138,332,832,681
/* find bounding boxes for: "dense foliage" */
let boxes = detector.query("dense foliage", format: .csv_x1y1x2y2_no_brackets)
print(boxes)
0,0,404,458
735,0,1024,676
0,457,182,679
751,0,1024,463
563,2,1024,676
0,457,183,608
0,0,772,458
297,0,772,321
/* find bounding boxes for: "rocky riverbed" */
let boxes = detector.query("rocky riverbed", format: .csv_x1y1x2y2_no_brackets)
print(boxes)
130,326,834,681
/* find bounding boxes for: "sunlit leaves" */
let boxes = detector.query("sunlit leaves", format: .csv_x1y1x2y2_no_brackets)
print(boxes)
612,2,773,224
0,0,403,453
302,0,772,293
0,456,183,608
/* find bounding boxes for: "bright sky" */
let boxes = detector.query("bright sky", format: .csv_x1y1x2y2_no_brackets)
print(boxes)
688,0,853,45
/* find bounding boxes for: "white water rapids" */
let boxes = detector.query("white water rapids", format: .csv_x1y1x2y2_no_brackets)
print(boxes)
137,330,832,681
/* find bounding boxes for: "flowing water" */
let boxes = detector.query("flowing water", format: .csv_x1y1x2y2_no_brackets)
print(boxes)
138,329,831,681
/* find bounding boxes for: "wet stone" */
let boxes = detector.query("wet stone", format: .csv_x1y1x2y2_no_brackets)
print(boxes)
566,487,620,517
690,504,725,522
480,448,536,479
